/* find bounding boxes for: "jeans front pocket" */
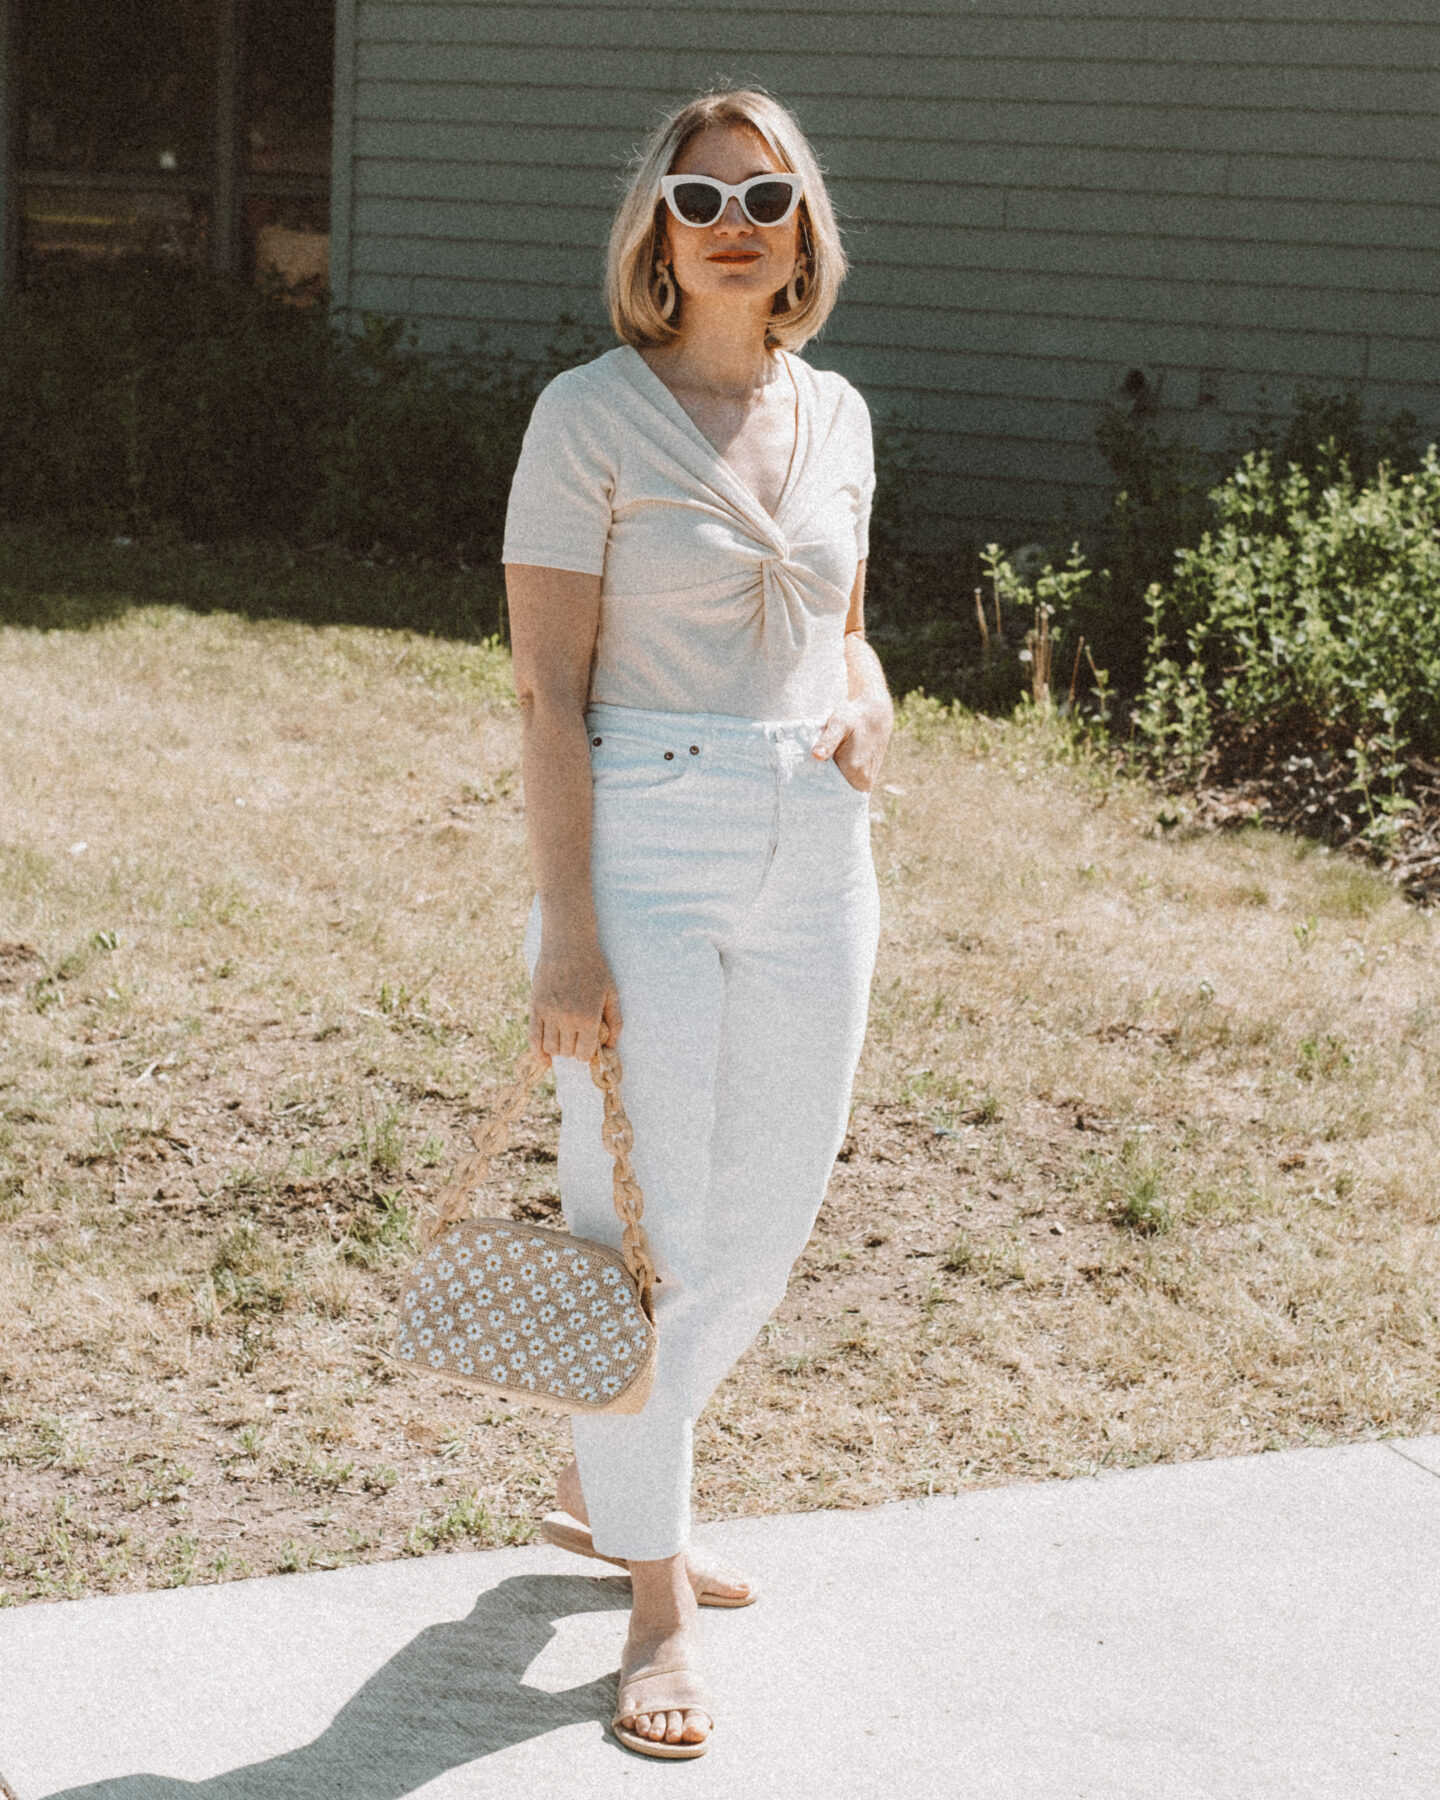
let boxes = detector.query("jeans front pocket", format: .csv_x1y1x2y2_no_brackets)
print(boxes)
589,730,696,797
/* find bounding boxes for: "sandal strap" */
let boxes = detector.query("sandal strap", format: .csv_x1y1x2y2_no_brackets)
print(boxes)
615,1665,713,1725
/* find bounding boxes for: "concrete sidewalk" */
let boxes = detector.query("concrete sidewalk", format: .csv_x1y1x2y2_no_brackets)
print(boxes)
2,1437,1438,1800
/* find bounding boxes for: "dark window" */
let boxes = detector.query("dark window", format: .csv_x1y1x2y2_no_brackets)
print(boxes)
14,0,331,291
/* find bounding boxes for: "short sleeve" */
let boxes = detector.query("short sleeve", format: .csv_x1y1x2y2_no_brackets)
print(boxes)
501,370,615,576
850,388,876,562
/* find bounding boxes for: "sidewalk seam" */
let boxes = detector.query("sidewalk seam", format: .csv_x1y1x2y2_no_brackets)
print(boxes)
1383,1442,1440,1484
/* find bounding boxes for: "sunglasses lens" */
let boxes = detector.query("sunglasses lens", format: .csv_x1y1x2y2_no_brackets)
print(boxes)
744,180,796,224
670,181,722,225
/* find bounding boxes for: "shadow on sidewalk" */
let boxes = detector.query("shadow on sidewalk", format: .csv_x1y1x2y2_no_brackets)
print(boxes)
43,1573,630,1800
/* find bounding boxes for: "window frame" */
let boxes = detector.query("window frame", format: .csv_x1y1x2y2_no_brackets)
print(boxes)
2,0,332,289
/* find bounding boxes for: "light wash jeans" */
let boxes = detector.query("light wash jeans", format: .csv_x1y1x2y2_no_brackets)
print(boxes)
524,702,880,1560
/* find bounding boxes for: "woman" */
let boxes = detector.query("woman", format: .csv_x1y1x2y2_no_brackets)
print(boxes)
503,88,892,1759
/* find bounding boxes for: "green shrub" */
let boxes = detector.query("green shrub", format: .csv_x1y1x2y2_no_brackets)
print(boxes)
1075,389,1425,699
1136,448,1440,805
0,263,598,560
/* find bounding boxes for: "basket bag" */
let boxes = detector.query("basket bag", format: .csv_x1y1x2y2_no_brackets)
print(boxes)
393,1040,658,1416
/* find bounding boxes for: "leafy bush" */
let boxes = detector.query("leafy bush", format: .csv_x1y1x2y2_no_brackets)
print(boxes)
0,264,598,562
1076,389,1424,699
1136,448,1440,800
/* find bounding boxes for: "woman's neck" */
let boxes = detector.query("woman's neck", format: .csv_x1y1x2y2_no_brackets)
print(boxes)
645,293,780,399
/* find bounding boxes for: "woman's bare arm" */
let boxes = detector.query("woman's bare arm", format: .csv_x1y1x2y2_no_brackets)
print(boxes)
506,563,621,1063
812,561,894,791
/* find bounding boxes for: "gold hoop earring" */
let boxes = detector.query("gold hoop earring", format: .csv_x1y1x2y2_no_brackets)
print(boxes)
652,258,677,321
784,255,811,313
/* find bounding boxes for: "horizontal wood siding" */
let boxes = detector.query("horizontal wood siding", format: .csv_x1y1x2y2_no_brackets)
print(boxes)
339,1,1440,539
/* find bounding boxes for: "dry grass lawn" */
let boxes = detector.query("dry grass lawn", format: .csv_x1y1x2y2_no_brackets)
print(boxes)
2,605,1438,1605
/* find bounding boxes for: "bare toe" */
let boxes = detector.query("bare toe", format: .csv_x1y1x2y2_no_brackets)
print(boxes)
681,1709,710,1744
663,1709,685,1744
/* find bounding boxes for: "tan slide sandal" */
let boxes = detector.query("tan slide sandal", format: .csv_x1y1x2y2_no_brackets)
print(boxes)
612,1661,714,1760
540,1510,759,1607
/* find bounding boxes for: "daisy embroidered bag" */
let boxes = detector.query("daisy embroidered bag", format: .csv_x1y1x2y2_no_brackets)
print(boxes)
393,1040,658,1416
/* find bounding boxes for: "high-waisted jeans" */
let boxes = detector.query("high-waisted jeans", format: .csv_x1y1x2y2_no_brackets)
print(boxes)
523,702,880,1560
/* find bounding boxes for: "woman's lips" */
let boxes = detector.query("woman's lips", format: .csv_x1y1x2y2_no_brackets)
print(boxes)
708,252,762,263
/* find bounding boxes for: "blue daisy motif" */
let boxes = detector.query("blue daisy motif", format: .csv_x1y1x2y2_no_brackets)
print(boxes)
601,1374,623,1396
454,1245,472,1265
519,1262,538,1281
472,1284,492,1304
418,1274,436,1294
540,1249,559,1268
437,1314,454,1334
589,1294,610,1316
579,1277,599,1298
529,1284,548,1302
448,1280,465,1300
458,1302,475,1322
509,1349,527,1369
484,1252,503,1271
499,1330,517,1350
427,1295,444,1314
557,1345,577,1364
418,1328,435,1347
409,1310,426,1330
506,1241,526,1261
580,1386,598,1403
518,1371,537,1389
560,1292,582,1312
578,1332,599,1353
487,1310,506,1329
448,1335,465,1356
497,1275,515,1294
445,1229,462,1246
601,1267,622,1287
548,1269,570,1289
399,1342,415,1361
548,1380,567,1396
509,1295,527,1314
568,1365,587,1385
589,1352,609,1373
538,1357,557,1376
458,1356,475,1375
521,1318,541,1339
428,1349,445,1367
477,1344,496,1364
599,1320,620,1340
436,1260,455,1280
548,1325,569,1345
466,1321,485,1341
538,1304,557,1323
402,1290,418,1310
475,1233,493,1251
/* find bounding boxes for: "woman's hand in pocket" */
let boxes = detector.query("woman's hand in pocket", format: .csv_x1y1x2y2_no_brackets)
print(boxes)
530,934,622,1065
812,694,893,793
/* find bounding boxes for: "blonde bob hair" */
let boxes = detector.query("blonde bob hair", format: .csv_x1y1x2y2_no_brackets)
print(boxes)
606,89,846,353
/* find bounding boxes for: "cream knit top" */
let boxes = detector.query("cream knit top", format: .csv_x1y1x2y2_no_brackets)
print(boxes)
501,345,874,720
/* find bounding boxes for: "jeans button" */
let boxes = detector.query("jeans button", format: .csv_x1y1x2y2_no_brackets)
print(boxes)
663,751,674,761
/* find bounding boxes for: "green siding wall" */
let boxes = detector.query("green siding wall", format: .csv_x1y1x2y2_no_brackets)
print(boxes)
334,0,1440,538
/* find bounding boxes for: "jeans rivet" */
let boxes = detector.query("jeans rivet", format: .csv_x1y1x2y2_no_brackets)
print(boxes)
592,737,602,746
663,750,675,760
689,745,700,754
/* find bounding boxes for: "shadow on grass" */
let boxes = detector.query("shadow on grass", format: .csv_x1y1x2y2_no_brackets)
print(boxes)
41,1572,632,1799
0,528,508,642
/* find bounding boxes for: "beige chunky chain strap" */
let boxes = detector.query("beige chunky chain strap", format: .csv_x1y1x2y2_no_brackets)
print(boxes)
421,1039,656,1315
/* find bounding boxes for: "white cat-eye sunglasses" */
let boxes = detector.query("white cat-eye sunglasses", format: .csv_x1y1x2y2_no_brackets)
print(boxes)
659,172,805,229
